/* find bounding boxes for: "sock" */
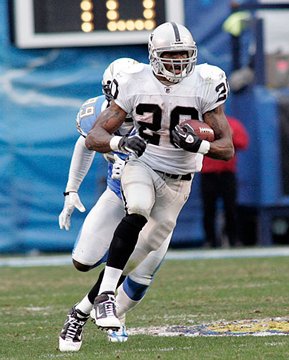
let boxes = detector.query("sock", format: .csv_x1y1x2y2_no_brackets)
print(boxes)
107,214,147,269
99,214,147,295
98,266,123,294
75,295,93,315
116,282,141,319
87,269,105,303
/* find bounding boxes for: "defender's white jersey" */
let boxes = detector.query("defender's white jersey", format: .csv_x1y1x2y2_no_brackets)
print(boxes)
114,63,229,174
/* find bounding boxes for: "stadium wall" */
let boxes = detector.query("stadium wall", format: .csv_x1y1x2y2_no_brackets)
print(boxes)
1,0,279,253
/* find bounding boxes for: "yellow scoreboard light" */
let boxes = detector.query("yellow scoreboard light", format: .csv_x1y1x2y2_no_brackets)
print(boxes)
12,0,184,49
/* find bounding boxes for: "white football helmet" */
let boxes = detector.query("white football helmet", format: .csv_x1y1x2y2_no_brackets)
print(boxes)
148,22,197,83
102,57,139,101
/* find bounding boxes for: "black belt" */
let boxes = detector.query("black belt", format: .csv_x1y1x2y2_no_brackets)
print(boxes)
154,170,192,181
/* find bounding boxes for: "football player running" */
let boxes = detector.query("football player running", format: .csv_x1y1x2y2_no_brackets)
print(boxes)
58,58,172,352
85,22,234,330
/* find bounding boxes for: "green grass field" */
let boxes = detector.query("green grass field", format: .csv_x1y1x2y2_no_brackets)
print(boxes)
1,255,289,360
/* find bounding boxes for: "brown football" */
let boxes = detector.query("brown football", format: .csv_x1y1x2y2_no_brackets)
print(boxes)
179,119,215,142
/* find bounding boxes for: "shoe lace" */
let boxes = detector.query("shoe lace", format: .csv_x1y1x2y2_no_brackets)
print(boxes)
64,313,87,340
104,299,116,317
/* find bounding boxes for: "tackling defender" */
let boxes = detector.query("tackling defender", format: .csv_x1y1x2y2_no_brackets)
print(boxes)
85,22,234,329
58,58,171,352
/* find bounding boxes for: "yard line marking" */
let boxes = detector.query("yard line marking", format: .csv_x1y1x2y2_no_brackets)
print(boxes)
128,317,289,337
1,247,289,267
165,247,289,260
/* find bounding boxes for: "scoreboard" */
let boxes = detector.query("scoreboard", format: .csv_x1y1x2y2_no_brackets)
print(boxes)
12,0,184,48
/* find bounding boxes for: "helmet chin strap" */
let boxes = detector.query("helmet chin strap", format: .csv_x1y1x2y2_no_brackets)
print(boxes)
159,66,185,84
154,72,182,85
150,56,187,84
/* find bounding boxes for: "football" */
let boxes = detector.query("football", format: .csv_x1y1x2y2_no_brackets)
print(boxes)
179,119,215,142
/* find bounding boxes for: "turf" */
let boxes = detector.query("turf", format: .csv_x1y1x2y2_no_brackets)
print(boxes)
1,255,289,359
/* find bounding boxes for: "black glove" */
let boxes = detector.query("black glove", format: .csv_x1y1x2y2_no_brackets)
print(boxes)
118,135,147,157
172,124,202,152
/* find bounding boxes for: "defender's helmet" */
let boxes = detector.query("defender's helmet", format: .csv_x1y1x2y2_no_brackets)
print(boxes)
148,22,197,83
102,57,139,101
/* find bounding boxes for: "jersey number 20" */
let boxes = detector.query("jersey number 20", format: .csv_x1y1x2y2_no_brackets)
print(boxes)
136,104,199,146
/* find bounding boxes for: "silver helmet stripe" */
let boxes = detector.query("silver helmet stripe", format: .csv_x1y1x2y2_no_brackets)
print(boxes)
170,22,180,42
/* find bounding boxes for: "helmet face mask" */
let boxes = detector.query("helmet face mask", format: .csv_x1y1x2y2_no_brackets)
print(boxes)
148,22,197,83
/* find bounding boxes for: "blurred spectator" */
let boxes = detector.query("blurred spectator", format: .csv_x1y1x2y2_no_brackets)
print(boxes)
223,1,255,93
201,116,249,248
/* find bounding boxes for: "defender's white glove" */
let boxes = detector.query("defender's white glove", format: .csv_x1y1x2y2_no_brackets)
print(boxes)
111,154,126,180
59,192,86,231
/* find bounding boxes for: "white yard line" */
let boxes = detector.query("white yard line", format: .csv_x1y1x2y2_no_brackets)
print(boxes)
1,246,289,267
165,246,289,260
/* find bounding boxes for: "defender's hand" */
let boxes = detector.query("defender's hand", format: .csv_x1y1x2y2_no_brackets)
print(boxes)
172,124,210,154
112,154,126,180
59,192,86,231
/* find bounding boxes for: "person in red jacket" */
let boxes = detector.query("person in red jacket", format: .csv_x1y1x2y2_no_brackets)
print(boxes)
201,115,249,248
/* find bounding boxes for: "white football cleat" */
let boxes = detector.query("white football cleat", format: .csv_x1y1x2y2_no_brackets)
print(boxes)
91,292,121,330
59,305,89,352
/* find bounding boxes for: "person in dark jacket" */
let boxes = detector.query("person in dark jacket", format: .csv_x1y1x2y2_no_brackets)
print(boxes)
201,115,249,248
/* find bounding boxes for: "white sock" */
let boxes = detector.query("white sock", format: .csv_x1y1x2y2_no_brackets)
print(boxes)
98,266,123,295
75,295,93,315
116,283,139,319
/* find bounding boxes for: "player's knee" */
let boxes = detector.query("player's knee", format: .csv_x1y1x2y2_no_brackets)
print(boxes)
127,207,150,220
126,194,153,220
72,259,92,272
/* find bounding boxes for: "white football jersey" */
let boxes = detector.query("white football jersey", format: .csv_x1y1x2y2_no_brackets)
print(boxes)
115,63,229,174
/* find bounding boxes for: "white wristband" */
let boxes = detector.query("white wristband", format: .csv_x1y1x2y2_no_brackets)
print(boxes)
198,140,210,155
109,136,122,151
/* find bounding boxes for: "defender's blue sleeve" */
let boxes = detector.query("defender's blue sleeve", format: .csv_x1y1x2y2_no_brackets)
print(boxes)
76,95,129,200
76,95,106,137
